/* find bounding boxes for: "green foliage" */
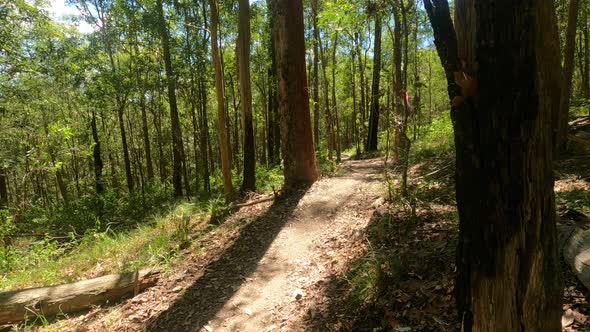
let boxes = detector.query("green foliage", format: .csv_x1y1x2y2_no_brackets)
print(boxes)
17,182,173,237
0,199,215,291
207,196,233,224
556,188,590,216
255,164,284,193
344,245,406,308
316,149,337,175
410,113,454,161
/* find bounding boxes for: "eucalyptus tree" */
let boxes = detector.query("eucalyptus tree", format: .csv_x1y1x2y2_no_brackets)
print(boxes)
155,0,185,197
76,0,135,193
210,0,234,201
365,3,382,152
272,0,319,187
238,0,256,192
425,0,562,329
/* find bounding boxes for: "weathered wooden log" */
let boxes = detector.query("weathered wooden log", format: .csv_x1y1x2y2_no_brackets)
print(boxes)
0,269,159,324
568,134,590,148
235,195,275,208
558,224,590,290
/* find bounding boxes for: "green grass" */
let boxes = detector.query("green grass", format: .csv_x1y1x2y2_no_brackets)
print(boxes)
556,188,590,216
0,202,213,291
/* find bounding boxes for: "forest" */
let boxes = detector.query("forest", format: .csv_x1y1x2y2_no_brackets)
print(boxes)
0,0,589,330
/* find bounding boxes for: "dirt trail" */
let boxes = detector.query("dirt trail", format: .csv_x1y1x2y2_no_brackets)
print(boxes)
61,157,384,332
201,157,383,332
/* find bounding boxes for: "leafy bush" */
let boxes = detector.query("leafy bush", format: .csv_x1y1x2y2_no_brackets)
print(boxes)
256,164,284,193
411,114,454,161
316,149,337,175
207,196,233,224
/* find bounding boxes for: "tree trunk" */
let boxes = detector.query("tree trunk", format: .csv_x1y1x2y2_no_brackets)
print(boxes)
210,0,234,201
139,81,154,182
157,0,184,197
312,0,321,148
272,0,319,188
0,167,8,209
356,32,367,153
556,0,580,153
365,15,382,152
397,1,411,197
583,7,590,102
118,105,134,193
266,0,280,166
199,78,211,193
317,22,335,159
425,0,563,330
133,28,154,182
351,35,360,155
238,0,256,192
331,32,342,162
91,112,104,194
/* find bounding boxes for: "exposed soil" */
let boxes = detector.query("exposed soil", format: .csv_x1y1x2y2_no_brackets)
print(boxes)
44,157,384,332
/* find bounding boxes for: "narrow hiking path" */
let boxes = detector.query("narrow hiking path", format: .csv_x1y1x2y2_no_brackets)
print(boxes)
59,157,384,332
194,157,384,332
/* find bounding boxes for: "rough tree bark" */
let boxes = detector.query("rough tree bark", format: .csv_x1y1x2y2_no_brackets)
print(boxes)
210,0,234,201
117,104,133,193
272,0,319,188
365,14,382,152
424,0,563,330
238,0,255,192
0,167,8,208
91,112,104,194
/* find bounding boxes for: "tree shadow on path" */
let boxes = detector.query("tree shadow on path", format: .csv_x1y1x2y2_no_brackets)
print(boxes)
144,189,307,332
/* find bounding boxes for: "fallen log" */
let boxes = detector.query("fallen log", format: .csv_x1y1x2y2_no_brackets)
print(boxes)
0,269,160,324
558,224,590,290
568,134,590,148
235,195,275,208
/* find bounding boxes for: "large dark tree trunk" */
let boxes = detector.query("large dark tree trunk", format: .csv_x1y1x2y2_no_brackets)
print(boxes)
210,0,234,201
118,105,134,193
556,0,580,152
0,167,8,209
272,0,319,188
425,0,562,330
365,15,382,152
157,0,184,197
91,112,104,194
238,0,255,192
199,78,211,193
